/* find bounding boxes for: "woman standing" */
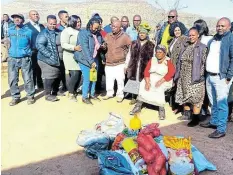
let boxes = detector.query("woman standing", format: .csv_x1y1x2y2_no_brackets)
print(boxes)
74,18,104,104
175,27,208,127
61,15,82,102
168,21,188,66
193,19,212,45
130,45,175,120
124,23,155,105
36,15,62,102
168,22,189,114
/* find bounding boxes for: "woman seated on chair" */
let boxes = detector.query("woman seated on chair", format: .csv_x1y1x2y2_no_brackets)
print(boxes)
130,44,175,120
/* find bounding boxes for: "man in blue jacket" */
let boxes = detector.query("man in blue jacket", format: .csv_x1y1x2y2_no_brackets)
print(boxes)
201,17,233,138
7,14,35,106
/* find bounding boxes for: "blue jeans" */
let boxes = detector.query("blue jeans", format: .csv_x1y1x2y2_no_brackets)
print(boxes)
79,59,98,99
8,57,35,99
206,74,231,133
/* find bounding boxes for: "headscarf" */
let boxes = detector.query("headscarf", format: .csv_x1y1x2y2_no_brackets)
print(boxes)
155,44,167,54
138,22,151,34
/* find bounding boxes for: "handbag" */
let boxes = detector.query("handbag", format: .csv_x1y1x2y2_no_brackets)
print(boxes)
123,79,140,95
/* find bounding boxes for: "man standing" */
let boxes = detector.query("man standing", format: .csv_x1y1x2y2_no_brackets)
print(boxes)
56,10,69,31
56,10,69,93
103,20,131,102
7,14,35,106
25,10,45,90
1,14,14,62
103,16,119,33
157,10,187,50
121,16,130,32
126,15,141,41
200,17,233,138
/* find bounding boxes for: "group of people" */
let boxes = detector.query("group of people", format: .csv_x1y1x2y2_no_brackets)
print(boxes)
1,8,233,139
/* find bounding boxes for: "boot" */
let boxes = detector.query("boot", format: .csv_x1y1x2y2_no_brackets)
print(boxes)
129,101,143,115
158,107,166,120
177,110,191,120
187,114,200,127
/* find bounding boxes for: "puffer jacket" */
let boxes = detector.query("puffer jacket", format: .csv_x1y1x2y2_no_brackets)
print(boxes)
36,28,60,66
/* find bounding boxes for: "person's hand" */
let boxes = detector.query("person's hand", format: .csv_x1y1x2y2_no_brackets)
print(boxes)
145,82,150,91
100,43,107,49
91,62,96,68
155,78,165,88
74,45,82,51
102,60,106,65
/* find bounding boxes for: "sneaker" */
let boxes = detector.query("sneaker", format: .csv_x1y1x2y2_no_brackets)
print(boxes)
90,95,101,101
208,130,226,139
27,97,35,105
129,103,142,115
9,99,20,106
45,95,59,102
116,97,124,103
102,95,113,100
69,94,77,102
82,98,93,105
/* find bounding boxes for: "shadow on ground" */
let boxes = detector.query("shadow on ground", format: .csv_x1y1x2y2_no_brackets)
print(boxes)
2,122,233,175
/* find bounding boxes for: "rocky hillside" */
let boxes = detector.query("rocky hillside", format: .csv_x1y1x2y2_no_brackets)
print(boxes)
2,0,217,34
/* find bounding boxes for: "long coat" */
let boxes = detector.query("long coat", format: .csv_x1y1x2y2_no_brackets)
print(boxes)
127,40,155,82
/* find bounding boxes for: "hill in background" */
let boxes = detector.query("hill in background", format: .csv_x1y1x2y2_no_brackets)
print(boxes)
2,0,217,34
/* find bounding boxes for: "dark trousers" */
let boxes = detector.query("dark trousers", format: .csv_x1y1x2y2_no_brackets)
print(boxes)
68,70,82,94
59,60,67,91
44,78,60,96
96,58,105,93
31,51,43,88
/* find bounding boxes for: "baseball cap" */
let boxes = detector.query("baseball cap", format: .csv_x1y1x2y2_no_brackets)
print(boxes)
11,13,24,20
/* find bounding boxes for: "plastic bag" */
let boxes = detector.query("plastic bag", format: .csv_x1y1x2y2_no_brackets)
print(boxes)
191,145,217,173
90,68,97,82
95,112,125,138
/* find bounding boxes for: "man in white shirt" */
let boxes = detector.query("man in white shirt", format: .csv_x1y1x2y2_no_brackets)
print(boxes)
25,10,45,89
200,17,233,138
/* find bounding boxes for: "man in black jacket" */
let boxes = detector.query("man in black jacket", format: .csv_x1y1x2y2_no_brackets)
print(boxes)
25,10,45,90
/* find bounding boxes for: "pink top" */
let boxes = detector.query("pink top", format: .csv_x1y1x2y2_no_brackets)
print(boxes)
92,34,100,58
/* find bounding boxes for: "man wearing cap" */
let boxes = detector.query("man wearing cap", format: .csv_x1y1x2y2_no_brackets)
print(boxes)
25,10,45,90
7,14,35,106
103,20,131,102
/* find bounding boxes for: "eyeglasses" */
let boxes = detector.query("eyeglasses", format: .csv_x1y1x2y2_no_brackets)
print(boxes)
121,21,129,22
168,16,175,19
133,20,141,22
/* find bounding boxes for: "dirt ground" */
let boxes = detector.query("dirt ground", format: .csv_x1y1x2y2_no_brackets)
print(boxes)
1,73,233,175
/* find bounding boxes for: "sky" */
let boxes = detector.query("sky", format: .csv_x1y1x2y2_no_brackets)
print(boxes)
2,0,233,20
